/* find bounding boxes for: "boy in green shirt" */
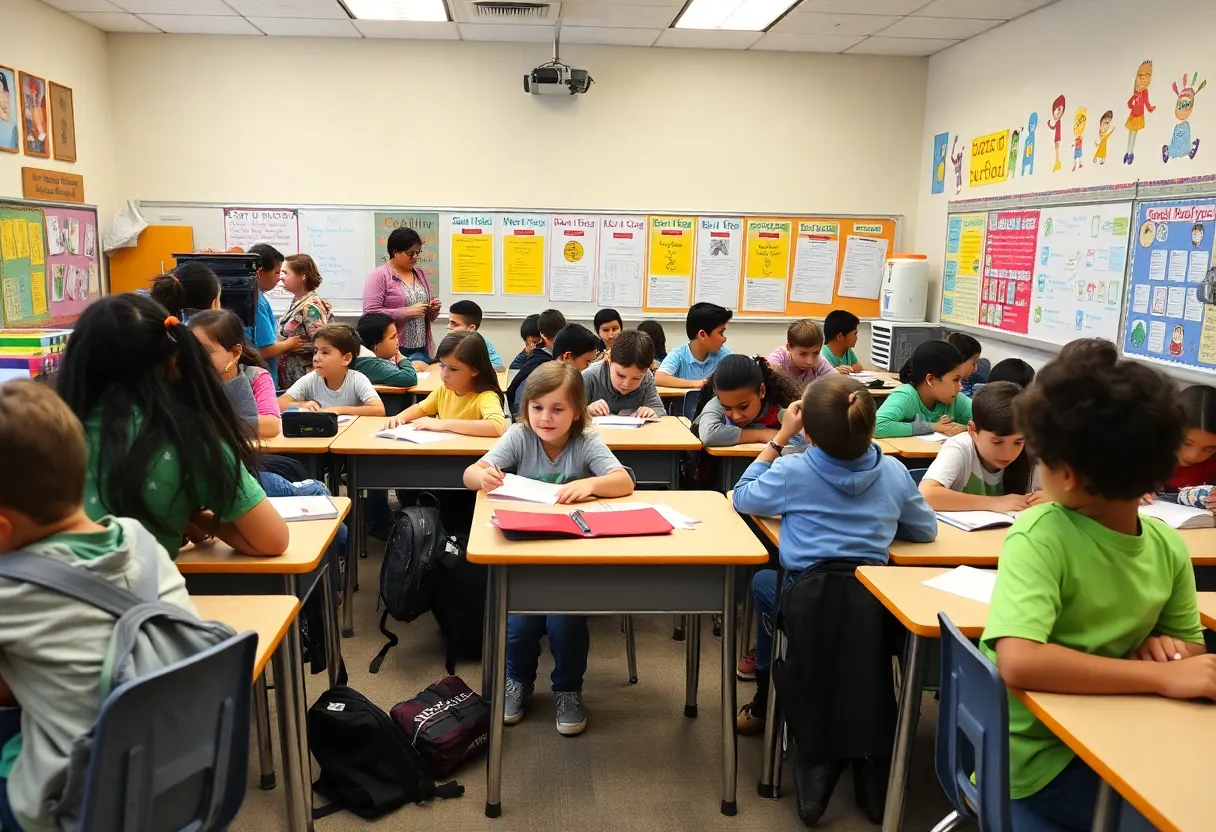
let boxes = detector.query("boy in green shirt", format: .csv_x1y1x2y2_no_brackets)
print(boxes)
821,309,863,372
353,312,420,388
982,342,1214,830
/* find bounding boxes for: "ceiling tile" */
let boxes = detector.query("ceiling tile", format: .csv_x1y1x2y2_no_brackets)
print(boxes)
845,35,957,55
569,0,684,6
877,15,1000,38
353,19,459,37
654,28,762,49
911,0,1057,20
223,0,350,18
559,2,676,28
111,0,238,14
138,13,265,33
772,11,899,36
38,0,124,12
798,0,931,14
751,32,863,52
458,22,556,42
71,10,162,30
249,16,362,35
560,26,661,46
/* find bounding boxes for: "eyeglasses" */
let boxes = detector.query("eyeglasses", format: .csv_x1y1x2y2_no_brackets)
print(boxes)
404,249,422,259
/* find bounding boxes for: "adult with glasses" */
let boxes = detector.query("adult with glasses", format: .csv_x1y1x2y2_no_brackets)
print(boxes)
363,227,440,367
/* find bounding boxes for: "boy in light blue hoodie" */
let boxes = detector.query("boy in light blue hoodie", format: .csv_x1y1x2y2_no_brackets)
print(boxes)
731,374,937,733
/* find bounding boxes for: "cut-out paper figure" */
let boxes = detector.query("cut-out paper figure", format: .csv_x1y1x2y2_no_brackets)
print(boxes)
1007,128,1021,179
1047,95,1066,171
950,135,964,195
1170,324,1185,356
1193,223,1205,247
1164,72,1205,162
1124,60,1155,164
931,131,948,194
1094,110,1114,164
1022,112,1038,175
1072,107,1087,171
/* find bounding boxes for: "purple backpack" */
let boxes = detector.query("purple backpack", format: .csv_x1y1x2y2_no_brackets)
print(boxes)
391,677,490,778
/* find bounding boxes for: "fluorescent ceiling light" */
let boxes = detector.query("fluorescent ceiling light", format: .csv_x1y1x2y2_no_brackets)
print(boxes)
344,0,451,22
673,0,798,31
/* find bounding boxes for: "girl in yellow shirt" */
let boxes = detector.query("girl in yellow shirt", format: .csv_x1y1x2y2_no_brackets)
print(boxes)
386,331,506,437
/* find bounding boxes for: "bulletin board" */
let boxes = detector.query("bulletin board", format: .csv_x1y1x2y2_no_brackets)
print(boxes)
0,198,102,328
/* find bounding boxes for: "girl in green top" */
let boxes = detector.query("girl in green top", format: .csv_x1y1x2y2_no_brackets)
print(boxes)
57,293,289,559
874,340,973,438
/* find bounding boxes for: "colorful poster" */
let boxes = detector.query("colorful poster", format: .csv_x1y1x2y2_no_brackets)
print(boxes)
448,214,494,295
1123,198,1216,371
1026,202,1132,345
969,130,1009,188
500,214,547,296
597,216,645,307
694,217,743,309
0,205,51,328
742,219,791,312
838,229,889,300
931,132,949,195
297,211,372,300
548,214,598,303
646,216,694,309
42,206,99,326
224,207,298,301
789,221,839,305
373,211,440,275
940,212,986,325
979,209,1040,335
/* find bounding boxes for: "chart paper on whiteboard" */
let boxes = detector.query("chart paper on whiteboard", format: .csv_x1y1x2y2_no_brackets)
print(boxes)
549,215,599,303
693,217,743,308
647,217,694,309
224,208,298,300
448,214,495,295
838,234,888,300
742,219,792,312
298,211,371,300
598,216,645,307
790,222,839,304
500,213,547,296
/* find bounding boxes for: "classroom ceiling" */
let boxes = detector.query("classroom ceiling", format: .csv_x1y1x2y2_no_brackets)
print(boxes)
45,0,1060,54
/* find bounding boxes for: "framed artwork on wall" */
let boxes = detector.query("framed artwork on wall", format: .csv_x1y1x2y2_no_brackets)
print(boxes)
18,71,48,158
0,66,18,153
50,82,75,163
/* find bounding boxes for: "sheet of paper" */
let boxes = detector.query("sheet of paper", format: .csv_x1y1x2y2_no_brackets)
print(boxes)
449,215,495,295
742,219,792,312
269,496,338,521
499,214,547,296
920,432,951,443
582,501,700,529
1167,286,1186,318
789,231,838,304
693,218,743,308
549,215,599,303
597,217,646,307
1190,250,1210,283
414,372,430,381
837,235,888,299
488,473,562,506
1132,284,1150,313
1169,249,1188,282
592,415,645,428
1149,249,1167,281
337,414,355,425
923,566,996,604
373,424,461,444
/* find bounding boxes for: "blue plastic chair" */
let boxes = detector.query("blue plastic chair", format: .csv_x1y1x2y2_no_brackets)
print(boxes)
909,468,928,485
681,390,701,421
77,631,258,832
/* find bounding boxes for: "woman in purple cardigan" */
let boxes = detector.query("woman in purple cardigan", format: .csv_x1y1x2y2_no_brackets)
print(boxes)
362,227,441,363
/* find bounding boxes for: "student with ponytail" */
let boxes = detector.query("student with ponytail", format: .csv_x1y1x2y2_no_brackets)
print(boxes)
56,293,289,558
692,354,804,447
874,340,973,438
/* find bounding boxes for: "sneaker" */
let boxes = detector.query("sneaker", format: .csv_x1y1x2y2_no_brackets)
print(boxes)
736,701,765,736
504,678,531,725
554,691,587,736
736,649,757,681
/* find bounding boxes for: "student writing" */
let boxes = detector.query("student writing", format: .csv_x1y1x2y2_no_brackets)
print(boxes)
463,362,634,736
874,340,973,438
821,309,864,373
353,312,419,388
692,354,803,447
767,319,833,385
583,329,666,418
507,320,599,415
387,330,506,437
278,324,386,417
981,342,1211,831
920,381,1046,512
57,293,289,558
188,308,282,440
447,299,505,371
654,302,733,389
509,314,542,370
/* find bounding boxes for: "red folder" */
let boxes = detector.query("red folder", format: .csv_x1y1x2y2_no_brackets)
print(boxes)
492,508,674,540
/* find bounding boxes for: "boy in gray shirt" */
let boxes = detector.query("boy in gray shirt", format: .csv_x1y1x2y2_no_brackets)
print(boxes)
0,382,197,832
582,330,667,418
279,324,385,417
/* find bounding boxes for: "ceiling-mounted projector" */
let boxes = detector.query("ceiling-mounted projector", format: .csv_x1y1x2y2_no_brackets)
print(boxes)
524,63,592,95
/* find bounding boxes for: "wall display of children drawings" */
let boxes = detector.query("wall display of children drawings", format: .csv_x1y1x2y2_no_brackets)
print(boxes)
1124,60,1156,165
1163,72,1204,164
931,132,949,195
42,205,100,325
0,67,19,154
49,82,75,163
18,71,48,159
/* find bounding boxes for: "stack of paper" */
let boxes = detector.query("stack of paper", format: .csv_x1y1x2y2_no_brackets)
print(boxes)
488,474,563,506
851,372,881,384
583,501,701,529
935,510,1016,532
337,415,355,425
920,432,952,443
373,425,461,444
923,566,997,604
592,415,659,429
269,496,339,522
415,372,431,381
1139,501,1215,529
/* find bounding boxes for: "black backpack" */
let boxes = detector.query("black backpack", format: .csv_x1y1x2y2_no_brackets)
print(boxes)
430,545,486,675
309,686,463,819
371,493,462,673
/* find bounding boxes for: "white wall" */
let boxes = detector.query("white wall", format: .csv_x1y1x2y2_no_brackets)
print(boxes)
104,33,928,359
915,0,1216,368
0,0,118,221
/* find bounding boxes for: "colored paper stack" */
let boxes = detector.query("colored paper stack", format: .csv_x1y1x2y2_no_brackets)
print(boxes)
0,329,70,382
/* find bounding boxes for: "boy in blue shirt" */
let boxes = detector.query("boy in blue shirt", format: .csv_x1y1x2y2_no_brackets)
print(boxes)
245,243,286,385
731,375,936,733
447,299,505,371
654,302,733,389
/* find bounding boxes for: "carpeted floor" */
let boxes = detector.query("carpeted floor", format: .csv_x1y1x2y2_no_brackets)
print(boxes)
231,540,961,832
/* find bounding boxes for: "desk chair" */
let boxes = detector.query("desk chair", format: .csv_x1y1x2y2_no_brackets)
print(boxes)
79,632,258,832
910,468,928,485
681,390,701,421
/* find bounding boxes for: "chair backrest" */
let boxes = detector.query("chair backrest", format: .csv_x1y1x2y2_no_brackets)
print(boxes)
909,467,928,484
78,631,257,832
681,390,701,421
936,613,1011,832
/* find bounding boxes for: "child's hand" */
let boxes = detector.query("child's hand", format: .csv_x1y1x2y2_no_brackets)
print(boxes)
555,479,597,504
480,465,505,493
777,401,804,442
995,493,1030,513
1155,653,1216,701
1140,493,1157,506
281,335,304,352
1130,635,1191,663
587,399,611,417
935,418,965,436
634,406,658,419
298,401,322,412
834,365,853,374
385,414,407,429
413,417,443,431
1025,490,1050,506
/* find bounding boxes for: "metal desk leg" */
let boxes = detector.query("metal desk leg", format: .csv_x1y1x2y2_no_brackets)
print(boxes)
739,569,753,662
757,627,784,798
673,614,686,641
315,565,342,689
342,456,359,638
272,616,314,832
253,672,275,790
484,565,509,818
1090,782,1120,832
720,567,738,816
684,614,701,718
623,615,638,684
881,633,928,832
481,565,500,698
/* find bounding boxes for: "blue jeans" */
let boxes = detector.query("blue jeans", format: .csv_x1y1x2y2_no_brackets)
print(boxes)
1009,756,1098,831
506,615,589,692
752,570,797,672
405,349,432,364
257,472,348,551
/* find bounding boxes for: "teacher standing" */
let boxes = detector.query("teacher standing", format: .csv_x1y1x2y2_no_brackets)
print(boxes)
363,227,440,365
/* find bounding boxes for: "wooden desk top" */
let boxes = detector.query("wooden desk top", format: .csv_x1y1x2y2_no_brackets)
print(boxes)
1013,689,1216,832
467,490,769,566
707,440,894,458
657,385,691,399
1199,592,1216,630
260,417,354,454
589,416,700,451
176,497,350,574
878,436,943,458
856,565,990,638
374,384,410,395
409,365,509,396
193,594,300,679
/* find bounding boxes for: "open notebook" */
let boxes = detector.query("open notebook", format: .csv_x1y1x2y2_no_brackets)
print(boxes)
269,496,340,522
373,424,461,444
591,415,661,429
935,510,1017,532
1139,501,1215,529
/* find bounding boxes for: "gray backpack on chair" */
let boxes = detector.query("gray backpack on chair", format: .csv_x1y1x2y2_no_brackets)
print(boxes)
0,527,237,831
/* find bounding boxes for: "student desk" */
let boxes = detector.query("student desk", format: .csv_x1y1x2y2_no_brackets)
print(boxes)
260,417,354,480
469,490,768,819
1199,592,1216,628
372,385,411,416
409,364,509,396
707,440,896,492
193,595,313,832
876,436,943,459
